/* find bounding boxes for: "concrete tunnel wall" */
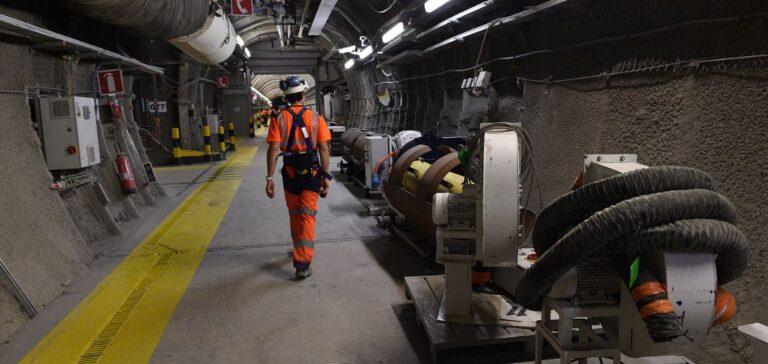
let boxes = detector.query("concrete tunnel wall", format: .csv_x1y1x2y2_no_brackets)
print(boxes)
0,5,166,342
516,73,768,363
0,8,92,340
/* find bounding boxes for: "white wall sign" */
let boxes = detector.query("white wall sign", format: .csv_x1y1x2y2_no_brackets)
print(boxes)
148,101,168,113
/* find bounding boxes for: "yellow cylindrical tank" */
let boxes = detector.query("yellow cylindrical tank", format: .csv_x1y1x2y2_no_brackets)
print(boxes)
402,160,463,194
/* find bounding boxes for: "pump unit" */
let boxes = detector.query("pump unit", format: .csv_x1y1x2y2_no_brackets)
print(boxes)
339,129,394,193
40,97,101,170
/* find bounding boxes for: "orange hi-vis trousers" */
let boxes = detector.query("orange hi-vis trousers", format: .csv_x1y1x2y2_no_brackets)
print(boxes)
284,189,319,269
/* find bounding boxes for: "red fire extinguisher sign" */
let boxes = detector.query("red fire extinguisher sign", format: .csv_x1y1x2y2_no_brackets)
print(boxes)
97,69,125,95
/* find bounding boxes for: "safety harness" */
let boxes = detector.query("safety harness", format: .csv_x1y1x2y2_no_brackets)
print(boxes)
281,107,333,187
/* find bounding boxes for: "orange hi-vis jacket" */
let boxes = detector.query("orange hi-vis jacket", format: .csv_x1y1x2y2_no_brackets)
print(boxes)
267,106,331,153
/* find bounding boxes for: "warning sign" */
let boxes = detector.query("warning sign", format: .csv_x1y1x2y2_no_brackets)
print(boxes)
231,0,254,15
217,76,230,89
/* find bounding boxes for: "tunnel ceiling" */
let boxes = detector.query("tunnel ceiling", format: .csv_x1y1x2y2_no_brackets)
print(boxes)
229,0,427,99
229,0,540,100
251,73,316,105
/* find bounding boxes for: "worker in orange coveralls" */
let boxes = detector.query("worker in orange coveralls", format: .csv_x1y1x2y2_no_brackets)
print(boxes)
261,108,270,127
265,76,332,279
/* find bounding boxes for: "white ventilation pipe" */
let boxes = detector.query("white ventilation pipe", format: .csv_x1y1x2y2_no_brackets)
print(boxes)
169,7,238,65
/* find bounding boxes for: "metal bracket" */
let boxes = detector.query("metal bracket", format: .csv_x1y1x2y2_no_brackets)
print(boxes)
0,257,38,318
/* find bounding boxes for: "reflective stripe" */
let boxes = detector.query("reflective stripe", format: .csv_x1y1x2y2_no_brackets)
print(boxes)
278,113,289,150
296,240,315,248
310,113,319,142
289,207,317,217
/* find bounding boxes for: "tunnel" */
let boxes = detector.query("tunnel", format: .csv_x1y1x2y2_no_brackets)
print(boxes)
0,1,766,363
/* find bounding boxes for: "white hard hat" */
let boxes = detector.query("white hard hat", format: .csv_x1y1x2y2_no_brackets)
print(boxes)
279,76,308,95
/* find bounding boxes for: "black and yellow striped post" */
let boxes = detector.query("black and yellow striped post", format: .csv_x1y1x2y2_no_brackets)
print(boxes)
171,127,182,165
203,123,213,162
248,116,255,138
228,123,236,151
218,125,227,160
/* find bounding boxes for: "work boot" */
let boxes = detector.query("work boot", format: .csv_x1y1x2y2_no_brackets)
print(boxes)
295,267,312,279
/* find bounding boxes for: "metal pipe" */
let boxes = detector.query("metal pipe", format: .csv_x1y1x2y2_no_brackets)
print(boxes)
0,257,38,318
423,0,571,54
298,0,312,37
0,14,162,75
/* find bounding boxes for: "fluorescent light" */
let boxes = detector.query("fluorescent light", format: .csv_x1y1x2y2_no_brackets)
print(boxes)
236,35,245,47
424,0,450,13
382,22,404,43
251,87,271,104
344,59,355,69
357,45,373,59
338,45,356,54
244,47,251,58
309,0,338,36
417,2,488,40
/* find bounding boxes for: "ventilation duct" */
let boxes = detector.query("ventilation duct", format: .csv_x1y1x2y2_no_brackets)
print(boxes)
64,0,237,65
169,7,238,65
63,0,210,39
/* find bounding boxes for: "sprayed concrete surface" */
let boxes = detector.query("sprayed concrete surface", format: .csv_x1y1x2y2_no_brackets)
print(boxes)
0,5,167,342
517,71,768,363
0,77,91,340
0,6,96,338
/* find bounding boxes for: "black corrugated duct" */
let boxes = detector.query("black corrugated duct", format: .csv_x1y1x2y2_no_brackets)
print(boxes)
63,0,211,39
515,167,750,311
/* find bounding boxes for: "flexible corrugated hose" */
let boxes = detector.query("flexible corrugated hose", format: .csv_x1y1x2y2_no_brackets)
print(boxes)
515,167,750,314
63,0,211,39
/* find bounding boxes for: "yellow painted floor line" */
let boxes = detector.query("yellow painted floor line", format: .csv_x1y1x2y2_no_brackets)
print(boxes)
154,128,266,172
21,145,259,364
154,165,212,172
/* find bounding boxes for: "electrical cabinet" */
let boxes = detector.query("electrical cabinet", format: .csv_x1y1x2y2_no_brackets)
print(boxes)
40,96,101,170
363,135,392,189
205,114,220,132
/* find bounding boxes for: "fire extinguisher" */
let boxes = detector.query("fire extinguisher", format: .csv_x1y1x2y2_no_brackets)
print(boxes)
116,154,138,194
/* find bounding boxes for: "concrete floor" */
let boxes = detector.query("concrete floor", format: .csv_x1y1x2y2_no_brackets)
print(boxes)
0,137,433,363
150,141,429,363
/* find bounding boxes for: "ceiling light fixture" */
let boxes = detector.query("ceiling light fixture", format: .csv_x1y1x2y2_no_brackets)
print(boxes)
244,47,251,58
344,59,355,69
236,35,245,47
357,45,373,59
424,0,451,13
382,22,405,44
338,45,356,54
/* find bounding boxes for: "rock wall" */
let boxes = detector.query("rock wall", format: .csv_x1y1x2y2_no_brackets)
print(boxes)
0,6,165,341
0,42,92,341
516,71,767,363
